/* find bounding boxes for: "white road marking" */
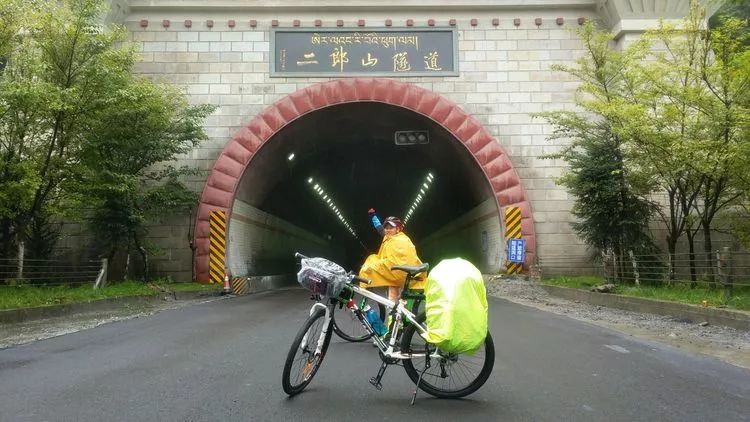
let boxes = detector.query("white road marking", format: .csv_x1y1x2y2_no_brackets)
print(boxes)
604,344,631,354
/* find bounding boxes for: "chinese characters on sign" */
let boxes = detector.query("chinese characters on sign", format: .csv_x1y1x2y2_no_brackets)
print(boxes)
508,239,526,264
271,29,457,77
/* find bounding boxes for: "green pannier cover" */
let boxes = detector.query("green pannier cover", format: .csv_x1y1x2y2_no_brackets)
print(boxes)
422,258,488,353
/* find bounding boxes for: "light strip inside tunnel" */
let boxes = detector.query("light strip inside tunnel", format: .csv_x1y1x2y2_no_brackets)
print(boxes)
308,177,359,239
403,172,434,226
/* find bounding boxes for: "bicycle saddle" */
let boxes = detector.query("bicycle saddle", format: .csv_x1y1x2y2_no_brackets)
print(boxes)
391,263,429,276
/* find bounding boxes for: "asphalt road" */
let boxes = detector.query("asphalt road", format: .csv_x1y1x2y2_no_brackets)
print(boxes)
0,289,748,422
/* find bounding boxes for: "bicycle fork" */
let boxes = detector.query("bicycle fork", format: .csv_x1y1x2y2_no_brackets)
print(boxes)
300,303,330,356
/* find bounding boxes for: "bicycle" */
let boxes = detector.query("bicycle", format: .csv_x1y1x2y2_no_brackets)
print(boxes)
331,284,424,343
282,253,495,404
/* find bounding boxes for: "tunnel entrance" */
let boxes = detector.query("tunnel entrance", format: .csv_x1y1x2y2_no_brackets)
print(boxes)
195,78,535,283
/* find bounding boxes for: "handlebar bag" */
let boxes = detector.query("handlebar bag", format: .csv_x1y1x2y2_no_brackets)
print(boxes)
297,257,349,298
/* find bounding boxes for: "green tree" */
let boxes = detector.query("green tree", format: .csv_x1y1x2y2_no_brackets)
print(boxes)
0,0,22,62
72,79,214,280
692,14,750,284
537,23,657,280
0,0,132,258
709,0,750,34
613,3,750,285
615,3,712,284
1,0,215,281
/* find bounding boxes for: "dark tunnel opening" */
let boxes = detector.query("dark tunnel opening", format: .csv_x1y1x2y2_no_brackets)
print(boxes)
230,102,502,275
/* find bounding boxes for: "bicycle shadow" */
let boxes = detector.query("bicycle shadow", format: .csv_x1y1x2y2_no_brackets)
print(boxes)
282,388,510,421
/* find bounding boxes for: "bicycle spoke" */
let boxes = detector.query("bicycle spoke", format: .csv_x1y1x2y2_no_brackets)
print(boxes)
412,347,489,393
287,314,326,389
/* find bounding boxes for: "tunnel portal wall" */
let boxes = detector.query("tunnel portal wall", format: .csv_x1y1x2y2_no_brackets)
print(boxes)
419,198,503,274
228,199,339,278
108,4,636,281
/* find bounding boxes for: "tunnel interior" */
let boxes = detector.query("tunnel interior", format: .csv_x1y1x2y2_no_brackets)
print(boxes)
230,102,502,275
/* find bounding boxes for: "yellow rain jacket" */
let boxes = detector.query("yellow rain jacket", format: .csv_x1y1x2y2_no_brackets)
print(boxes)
359,231,425,289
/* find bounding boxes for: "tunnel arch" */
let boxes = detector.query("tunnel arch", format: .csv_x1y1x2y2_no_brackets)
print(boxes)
194,78,536,282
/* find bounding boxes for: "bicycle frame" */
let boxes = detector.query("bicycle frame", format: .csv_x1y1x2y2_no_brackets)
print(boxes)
310,283,439,361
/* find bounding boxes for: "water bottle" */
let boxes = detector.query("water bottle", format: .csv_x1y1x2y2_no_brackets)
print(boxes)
363,304,387,336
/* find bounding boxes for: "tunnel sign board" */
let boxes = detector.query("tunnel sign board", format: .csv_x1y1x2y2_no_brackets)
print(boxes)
270,28,458,77
505,206,523,274
508,239,526,264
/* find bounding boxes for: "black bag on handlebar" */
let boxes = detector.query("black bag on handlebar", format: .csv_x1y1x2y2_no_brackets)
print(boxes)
297,257,348,298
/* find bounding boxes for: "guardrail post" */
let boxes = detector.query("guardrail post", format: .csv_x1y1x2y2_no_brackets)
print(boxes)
629,250,639,286
602,250,612,283
94,258,108,289
720,247,732,300
16,241,24,281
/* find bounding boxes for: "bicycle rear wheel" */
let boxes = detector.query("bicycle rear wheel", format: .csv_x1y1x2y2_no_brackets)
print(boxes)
401,313,495,399
332,299,385,342
282,307,333,395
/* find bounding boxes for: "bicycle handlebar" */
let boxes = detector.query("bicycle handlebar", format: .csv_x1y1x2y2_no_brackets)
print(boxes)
294,252,370,285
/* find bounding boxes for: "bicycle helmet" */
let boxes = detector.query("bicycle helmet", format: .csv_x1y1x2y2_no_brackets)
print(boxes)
383,216,403,229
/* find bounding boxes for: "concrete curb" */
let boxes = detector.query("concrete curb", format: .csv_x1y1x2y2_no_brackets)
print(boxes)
539,284,750,331
0,290,221,325
244,274,296,294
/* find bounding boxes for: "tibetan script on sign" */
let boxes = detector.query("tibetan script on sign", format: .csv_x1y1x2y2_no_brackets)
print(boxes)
271,28,458,77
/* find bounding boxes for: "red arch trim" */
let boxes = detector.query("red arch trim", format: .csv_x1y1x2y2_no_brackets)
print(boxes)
194,78,536,282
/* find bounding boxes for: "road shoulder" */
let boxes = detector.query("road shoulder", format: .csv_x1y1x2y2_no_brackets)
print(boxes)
486,278,750,370
0,294,224,349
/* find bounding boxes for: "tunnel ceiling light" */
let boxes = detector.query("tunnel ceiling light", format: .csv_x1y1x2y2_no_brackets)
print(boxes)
307,176,359,239
287,153,295,161
403,172,435,227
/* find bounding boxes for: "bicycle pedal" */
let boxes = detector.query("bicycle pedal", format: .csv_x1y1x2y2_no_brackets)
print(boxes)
369,377,383,391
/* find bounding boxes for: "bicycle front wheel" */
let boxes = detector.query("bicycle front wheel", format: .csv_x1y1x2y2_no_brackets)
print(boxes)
332,300,385,342
282,307,333,396
401,313,495,399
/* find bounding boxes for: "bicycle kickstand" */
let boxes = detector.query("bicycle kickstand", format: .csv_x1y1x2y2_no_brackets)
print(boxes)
369,361,388,391
411,344,431,405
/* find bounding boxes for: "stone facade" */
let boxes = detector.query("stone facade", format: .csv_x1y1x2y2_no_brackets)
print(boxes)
104,0,697,281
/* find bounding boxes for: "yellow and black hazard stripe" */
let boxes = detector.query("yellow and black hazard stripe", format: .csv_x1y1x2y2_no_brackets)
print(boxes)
209,210,227,284
505,206,523,274
231,277,249,295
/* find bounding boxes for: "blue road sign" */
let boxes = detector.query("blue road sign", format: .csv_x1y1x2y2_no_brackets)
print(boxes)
508,239,525,263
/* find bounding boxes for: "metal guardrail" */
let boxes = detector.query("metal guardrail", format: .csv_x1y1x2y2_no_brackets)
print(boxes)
535,249,750,299
0,258,108,288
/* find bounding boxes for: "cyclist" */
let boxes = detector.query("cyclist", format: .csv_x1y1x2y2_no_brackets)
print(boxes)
359,210,425,303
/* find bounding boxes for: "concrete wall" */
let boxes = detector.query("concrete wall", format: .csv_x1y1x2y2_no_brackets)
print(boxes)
419,198,503,273
101,0,695,278
123,8,596,276
228,199,337,276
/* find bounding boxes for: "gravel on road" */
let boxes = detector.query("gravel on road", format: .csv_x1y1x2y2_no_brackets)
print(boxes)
486,276,750,369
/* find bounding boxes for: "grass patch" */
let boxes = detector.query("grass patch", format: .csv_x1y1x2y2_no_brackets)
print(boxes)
162,282,222,293
0,281,221,310
542,276,750,311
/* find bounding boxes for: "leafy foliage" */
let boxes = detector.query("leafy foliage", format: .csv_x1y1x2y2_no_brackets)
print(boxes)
71,79,214,268
0,0,215,280
537,23,657,260
540,3,750,284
